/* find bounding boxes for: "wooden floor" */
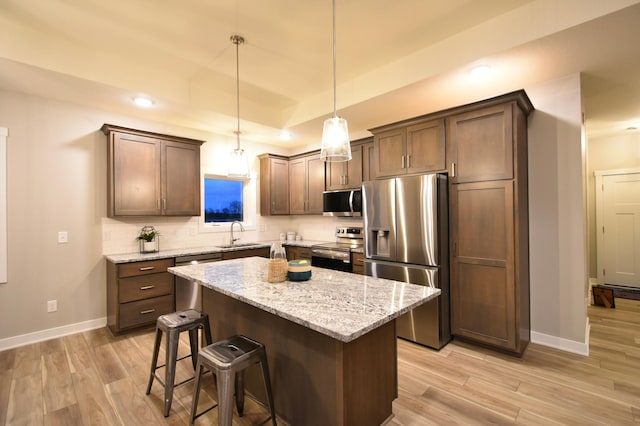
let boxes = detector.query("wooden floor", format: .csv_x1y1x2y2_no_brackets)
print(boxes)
1,299,639,425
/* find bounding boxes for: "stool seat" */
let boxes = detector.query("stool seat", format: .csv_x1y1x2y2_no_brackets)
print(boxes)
190,335,277,426
146,309,212,417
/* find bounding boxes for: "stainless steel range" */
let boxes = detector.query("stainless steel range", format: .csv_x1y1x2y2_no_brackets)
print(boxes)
311,226,363,272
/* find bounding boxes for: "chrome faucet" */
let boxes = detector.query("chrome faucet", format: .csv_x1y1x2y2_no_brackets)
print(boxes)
230,221,245,245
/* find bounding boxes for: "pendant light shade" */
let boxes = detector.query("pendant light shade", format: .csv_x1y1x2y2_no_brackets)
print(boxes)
228,34,250,178
320,0,351,162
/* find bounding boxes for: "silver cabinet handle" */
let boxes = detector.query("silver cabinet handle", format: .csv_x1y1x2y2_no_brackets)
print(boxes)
407,155,411,168
140,285,155,290
162,199,166,210
139,266,155,271
451,162,456,177
140,309,156,315
401,155,405,169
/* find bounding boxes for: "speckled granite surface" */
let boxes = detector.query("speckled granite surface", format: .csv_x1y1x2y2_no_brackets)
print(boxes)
105,240,330,263
169,257,439,343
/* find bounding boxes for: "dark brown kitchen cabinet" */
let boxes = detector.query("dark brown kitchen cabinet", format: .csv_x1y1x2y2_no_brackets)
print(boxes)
102,124,204,217
362,140,375,182
351,252,364,275
221,247,270,260
325,144,363,190
447,104,514,183
259,154,290,215
285,245,312,261
448,91,532,355
106,258,175,334
289,152,324,215
371,118,445,178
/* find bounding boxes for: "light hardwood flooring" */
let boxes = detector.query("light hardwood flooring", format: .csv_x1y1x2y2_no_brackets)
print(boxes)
1,299,639,425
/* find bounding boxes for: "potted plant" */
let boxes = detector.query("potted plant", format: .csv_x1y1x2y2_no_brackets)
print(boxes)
137,226,160,253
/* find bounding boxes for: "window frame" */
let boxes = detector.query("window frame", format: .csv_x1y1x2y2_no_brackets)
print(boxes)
199,173,256,233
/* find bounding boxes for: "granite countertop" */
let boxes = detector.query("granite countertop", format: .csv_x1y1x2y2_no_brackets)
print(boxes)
105,239,331,263
168,257,440,343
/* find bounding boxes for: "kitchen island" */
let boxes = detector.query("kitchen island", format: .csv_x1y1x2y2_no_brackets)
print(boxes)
169,257,440,426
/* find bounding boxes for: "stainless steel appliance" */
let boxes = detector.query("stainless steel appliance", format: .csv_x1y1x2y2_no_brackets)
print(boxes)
322,189,362,216
363,174,450,349
175,252,222,311
311,226,363,272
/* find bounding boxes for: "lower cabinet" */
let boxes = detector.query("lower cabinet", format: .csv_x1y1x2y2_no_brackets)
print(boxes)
107,258,175,334
285,246,312,261
351,252,364,275
221,247,270,260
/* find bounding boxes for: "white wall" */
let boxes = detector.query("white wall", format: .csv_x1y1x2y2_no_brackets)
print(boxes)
526,74,588,353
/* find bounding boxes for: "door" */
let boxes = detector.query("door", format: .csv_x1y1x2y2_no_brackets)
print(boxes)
597,172,640,288
163,140,201,215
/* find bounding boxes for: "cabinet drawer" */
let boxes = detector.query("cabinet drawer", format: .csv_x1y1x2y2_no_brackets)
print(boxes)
119,272,174,303
119,294,174,329
118,258,174,278
352,252,364,266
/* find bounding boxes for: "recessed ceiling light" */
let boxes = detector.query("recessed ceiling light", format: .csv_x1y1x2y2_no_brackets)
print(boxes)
280,130,292,141
470,65,491,79
133,96,154,108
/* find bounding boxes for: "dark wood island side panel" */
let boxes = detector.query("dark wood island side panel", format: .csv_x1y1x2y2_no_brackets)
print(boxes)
203,288,398,426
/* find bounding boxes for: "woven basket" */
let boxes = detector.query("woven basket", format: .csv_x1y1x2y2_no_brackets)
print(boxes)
267,258,288,283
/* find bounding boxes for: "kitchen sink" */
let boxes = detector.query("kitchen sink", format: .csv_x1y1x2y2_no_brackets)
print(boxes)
216,242,263,249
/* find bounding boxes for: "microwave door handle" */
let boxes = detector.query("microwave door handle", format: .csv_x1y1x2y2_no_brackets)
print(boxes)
349,191,354,212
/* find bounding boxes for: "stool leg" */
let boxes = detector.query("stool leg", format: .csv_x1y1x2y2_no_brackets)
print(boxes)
235,370,245,417
163,330,180,417
189,359,204,426
146,328,162,395
216,370,235,426
203,320,212,346
188,328,199,370
259,352,277,426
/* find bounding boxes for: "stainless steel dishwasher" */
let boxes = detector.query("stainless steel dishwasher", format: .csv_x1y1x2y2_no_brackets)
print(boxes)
175,252,222,311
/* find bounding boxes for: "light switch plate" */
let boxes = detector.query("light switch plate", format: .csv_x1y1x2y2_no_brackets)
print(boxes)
58,231,68,243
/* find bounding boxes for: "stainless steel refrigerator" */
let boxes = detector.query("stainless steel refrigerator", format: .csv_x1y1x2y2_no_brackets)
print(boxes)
363,174,450,349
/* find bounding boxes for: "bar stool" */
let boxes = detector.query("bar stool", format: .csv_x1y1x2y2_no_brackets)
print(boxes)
189,335,277,426
146,309,212,417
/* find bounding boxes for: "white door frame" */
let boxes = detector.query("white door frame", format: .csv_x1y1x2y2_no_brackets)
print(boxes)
595,167,640,286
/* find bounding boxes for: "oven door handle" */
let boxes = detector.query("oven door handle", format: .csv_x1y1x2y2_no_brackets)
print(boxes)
311,248,351,262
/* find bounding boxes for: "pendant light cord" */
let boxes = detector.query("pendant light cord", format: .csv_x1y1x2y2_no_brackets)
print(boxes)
231,35,244,150
332,0,337,118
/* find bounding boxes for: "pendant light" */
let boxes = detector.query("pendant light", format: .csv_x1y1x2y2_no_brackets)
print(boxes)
228,34,251,178
320,0,351,162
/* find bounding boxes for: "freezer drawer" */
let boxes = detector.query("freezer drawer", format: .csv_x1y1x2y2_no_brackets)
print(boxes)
365,259,450,349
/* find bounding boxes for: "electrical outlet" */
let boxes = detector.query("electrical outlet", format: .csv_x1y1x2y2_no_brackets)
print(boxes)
58,231,68,243
47,300,57,312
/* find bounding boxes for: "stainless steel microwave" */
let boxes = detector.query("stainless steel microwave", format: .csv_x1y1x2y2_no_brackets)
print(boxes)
323,189,362,216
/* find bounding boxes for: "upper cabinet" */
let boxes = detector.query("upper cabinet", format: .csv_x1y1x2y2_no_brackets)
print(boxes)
290,152,324,215
325,144,364,191
102,124,204,217
259,154,290,215
447,104,514,183
371,118,446,178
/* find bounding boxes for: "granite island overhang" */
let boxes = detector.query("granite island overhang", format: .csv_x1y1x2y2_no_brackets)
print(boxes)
169,257,440,425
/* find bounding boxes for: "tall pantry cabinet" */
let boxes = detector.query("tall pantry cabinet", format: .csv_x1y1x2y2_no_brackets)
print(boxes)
447,91,533,355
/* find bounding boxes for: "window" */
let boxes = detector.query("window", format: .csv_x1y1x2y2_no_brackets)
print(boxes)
204,177,244,223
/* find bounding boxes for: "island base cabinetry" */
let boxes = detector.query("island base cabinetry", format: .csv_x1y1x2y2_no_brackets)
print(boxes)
203,288,397,426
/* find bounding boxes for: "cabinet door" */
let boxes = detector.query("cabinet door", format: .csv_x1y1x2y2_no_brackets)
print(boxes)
270,158,290,215
289,158,306,215
112,132,161,216
450,181,517,350
163,140,201,215
362,141,375,182
326,145,363,190
448,104,513,183
406,119,445,174
374,129,406,178
306,154,325,214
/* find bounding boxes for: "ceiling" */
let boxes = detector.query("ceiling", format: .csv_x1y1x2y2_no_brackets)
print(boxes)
1,0,639,150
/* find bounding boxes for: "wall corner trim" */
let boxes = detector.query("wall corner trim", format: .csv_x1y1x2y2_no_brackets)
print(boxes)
530,329,589,356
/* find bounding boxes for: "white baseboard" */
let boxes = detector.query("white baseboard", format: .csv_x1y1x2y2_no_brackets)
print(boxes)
0,317,107,351
531,330,589,356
